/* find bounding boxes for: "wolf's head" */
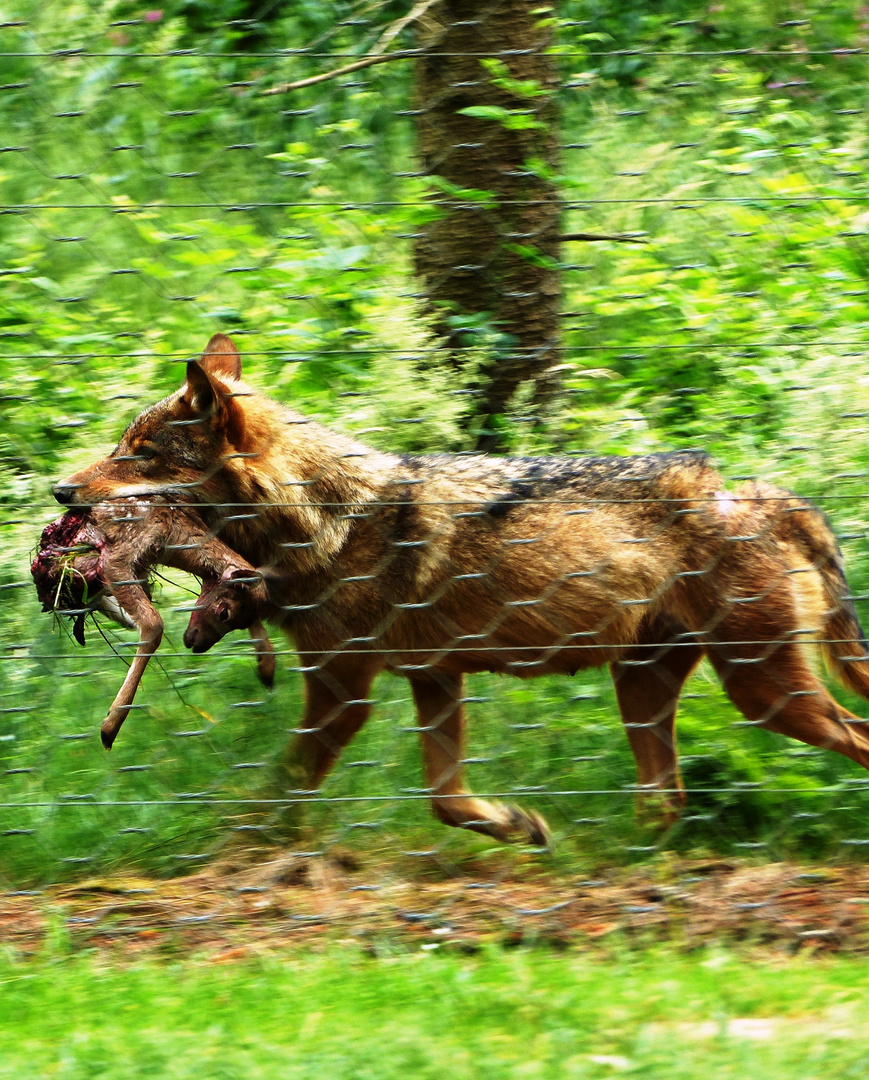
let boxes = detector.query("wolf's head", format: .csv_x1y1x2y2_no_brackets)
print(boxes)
53,333,250,508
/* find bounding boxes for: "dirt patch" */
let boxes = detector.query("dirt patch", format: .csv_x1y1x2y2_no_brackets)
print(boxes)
4,852,869,958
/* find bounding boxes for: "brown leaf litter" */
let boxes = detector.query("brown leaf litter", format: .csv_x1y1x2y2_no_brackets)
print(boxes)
3,851,869,959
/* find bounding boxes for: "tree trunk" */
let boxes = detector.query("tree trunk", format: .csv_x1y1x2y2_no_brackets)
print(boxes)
414,0,562,452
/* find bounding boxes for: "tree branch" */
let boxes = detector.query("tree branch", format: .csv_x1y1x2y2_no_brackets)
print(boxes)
262,0,439,97
376,0,439,51
262,50,417,95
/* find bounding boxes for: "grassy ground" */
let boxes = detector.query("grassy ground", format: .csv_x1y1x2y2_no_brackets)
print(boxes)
3,943,869,1079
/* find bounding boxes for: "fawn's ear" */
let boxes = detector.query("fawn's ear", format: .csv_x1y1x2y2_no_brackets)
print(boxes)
221,567,263,587
200,333,242,381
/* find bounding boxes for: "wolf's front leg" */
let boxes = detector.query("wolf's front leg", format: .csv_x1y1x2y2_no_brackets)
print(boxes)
408,670,551,847
281,656,384,789
235,653,384,841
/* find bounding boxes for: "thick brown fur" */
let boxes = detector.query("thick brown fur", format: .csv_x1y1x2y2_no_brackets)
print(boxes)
54,334,869,844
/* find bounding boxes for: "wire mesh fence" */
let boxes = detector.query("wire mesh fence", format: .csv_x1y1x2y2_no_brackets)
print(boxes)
4,2,869,946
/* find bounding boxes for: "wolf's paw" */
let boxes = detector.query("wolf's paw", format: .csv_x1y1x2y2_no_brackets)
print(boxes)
635,788,685,831
215,800,308,862
506,805,552,849
266,801,308,842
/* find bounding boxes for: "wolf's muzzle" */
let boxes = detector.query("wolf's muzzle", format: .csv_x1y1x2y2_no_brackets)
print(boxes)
52,482,78,505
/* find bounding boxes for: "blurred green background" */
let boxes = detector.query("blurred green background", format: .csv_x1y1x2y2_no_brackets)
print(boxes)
4,0,869,885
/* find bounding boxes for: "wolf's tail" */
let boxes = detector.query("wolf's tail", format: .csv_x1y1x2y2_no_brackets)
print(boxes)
743,480,869,700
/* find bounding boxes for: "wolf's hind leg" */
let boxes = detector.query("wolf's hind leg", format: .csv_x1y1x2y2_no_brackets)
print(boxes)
708,638,869,770
409,671,550,847
682,558,869,769
610,620,703,826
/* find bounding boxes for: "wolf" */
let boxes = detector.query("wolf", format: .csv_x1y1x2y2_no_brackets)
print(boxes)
53,333,869,845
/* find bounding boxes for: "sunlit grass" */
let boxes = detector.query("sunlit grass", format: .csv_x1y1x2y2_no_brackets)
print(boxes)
2,944,869,1079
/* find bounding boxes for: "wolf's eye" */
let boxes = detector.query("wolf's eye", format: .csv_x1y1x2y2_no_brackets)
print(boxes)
113,444,158,463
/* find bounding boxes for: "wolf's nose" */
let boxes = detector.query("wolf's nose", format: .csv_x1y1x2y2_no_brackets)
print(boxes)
52,482,77,505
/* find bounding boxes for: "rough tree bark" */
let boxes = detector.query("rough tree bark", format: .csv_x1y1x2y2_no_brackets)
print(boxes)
414,0,561,452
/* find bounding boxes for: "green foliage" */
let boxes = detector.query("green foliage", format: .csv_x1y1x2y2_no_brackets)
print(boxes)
3,1,869,882
479,57,552,100
458,105,549,131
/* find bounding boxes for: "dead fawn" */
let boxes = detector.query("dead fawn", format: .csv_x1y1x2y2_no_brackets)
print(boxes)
33,498,273,749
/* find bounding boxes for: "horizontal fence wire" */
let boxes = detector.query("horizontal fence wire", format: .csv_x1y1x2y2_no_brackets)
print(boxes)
3,3,869,948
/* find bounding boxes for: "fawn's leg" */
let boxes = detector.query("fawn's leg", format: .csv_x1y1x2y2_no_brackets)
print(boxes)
99,583,163,750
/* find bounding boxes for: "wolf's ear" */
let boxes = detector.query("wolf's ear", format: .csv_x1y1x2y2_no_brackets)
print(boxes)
183,361,223,418
200,333,242,381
